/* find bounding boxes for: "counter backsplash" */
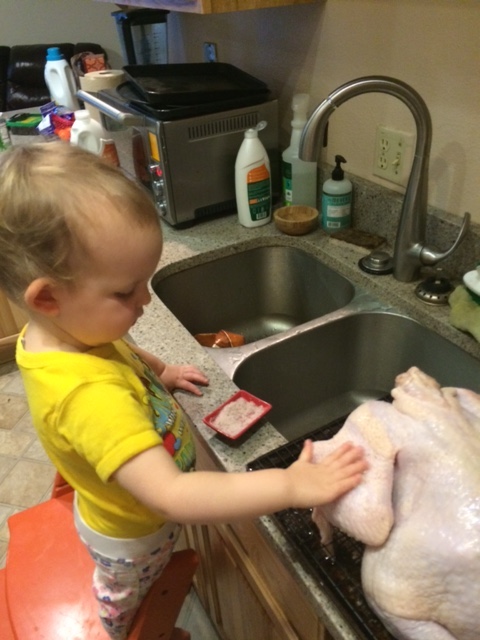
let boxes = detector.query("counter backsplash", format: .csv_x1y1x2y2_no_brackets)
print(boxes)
321,164,479,281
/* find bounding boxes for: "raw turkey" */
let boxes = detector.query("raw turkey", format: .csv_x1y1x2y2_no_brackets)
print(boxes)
311,367,480,640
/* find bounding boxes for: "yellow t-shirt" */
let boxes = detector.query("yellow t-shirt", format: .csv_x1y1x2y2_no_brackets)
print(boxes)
16,333,196,538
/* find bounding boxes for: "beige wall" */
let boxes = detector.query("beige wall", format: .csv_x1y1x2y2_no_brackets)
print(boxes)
0,0,123,68
167,0,480,224
1,0,479,224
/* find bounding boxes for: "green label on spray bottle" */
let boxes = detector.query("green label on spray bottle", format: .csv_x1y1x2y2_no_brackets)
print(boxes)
282,160,293,205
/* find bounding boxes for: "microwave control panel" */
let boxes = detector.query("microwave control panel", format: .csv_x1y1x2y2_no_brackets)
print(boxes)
148,162,167,217
146,131,169,219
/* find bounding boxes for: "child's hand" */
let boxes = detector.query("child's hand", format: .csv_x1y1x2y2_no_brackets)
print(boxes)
286,439,368,508
160,363,209,396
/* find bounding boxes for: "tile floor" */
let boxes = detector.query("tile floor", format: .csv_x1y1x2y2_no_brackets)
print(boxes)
0,361,219,638
0,361,57,568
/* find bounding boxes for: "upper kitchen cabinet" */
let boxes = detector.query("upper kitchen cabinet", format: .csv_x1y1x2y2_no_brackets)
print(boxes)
95,0,317,14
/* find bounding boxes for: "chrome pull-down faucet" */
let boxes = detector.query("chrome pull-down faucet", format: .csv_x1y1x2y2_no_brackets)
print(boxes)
299,76,470,282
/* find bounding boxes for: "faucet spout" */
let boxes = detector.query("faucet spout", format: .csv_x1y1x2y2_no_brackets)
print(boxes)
299,76,469,282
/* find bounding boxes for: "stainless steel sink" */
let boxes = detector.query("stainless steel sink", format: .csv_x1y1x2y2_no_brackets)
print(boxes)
231,311,480,441
153,241,480,443
152,245,355,343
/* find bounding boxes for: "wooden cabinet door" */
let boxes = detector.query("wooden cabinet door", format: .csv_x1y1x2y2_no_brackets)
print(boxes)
182,524,222,628
186,428,335,640
208,524,287,640
95,0,317,14
230,519,329,639
0,291,27,364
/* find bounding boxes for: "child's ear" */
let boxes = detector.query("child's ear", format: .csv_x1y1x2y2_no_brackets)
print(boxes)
24,278,61,316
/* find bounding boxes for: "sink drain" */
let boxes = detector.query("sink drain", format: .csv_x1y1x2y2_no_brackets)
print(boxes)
414,275,453,305
358,250,393,275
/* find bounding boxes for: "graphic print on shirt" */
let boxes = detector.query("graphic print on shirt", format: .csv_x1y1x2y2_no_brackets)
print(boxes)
130,351,196,472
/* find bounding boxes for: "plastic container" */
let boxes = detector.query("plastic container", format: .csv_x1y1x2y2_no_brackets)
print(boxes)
282,94,317,208
203,390,272,440
99,138,120,166
0,114,12,152
44,47,80,112
321,154,352,232
70,110,105,155
235,122,272,228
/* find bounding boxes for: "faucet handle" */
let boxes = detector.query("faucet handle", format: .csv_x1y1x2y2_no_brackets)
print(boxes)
420,211,471,266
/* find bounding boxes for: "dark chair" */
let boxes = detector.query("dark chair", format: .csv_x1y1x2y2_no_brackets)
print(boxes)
0,46,9,111
1,42,106,111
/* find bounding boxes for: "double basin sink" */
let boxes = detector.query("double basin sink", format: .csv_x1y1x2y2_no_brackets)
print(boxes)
152,243,480,442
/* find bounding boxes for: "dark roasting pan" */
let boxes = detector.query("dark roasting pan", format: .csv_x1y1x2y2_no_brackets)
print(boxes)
122,62,269,106
248,399,396,640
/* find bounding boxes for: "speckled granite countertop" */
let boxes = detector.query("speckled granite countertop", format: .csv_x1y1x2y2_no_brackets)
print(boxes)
9,120,478,639
129,213,480,640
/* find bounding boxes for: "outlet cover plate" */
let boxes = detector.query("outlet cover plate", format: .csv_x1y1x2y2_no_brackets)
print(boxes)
203,42,218,63
373,125,414,186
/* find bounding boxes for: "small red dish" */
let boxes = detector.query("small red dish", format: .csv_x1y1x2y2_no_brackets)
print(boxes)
203,390,272,440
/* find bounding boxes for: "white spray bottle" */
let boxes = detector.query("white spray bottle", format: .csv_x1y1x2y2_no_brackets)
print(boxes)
282,93,317,208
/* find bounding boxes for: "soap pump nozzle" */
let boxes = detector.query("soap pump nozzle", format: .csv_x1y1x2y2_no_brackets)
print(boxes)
332,154,347,180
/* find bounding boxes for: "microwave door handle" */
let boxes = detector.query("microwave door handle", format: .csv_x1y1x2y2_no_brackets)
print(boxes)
76,90,146,127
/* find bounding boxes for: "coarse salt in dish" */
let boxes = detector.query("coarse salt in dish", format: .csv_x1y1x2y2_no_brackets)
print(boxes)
203,390,272,440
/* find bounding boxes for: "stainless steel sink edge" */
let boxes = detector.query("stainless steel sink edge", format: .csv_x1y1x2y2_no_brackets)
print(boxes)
153,236,480,382
208,288,396,380
153,240,360,345
154,233,358,286
153,235,299,283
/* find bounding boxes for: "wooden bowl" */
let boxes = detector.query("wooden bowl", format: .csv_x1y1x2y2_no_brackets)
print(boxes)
273,205,319,236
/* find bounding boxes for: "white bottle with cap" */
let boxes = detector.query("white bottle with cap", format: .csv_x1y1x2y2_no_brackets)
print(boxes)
282,93,317,208
44,47,80,112
70,110,105,155
235,121,272,228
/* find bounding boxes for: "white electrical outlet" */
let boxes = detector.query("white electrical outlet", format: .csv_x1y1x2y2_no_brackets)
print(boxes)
203,42,218,62
373,126,414,186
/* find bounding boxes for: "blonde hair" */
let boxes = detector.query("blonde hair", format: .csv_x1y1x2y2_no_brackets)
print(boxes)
0,142,161,304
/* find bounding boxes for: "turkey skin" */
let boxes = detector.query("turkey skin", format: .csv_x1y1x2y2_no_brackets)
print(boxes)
311,367,480,640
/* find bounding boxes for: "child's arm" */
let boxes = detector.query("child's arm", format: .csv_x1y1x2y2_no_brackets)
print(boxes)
129,343,209,396
113,439,367,525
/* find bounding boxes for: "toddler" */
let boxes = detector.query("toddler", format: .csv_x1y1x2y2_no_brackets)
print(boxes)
0,142,367,640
